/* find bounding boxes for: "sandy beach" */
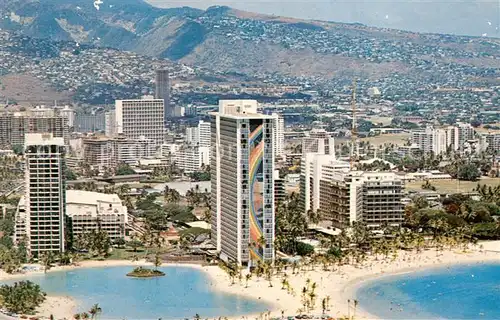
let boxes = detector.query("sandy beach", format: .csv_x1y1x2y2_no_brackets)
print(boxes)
200,243,500,319
0,244,499,320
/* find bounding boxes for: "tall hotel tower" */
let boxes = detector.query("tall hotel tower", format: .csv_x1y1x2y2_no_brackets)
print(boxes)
25,133,66,257
211,100,275,266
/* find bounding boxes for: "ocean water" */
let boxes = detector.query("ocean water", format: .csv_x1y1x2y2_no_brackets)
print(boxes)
0,266,272,320
356,262,500,319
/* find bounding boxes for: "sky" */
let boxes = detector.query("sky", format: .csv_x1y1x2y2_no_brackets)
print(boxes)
146,0,500,38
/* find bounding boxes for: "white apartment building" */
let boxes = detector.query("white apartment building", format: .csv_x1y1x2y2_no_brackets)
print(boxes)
272,113,285,158
186,120,211,148
300,153,350,213
412,124,476,155
24,133,66,257
411,127,449,155
59,106,75,128
114,96,165,146
481,132,500,152
104,111,115,137
171,145,210,173
66,190,128,242
302,128,335,155
211,100,275,266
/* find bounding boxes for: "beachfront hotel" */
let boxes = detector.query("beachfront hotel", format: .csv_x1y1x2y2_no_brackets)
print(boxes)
210,100,275,266
24,133,66,257
15,190,128,248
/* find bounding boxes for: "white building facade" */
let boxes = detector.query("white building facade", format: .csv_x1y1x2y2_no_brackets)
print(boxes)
114,97,165,146
24,133,66,257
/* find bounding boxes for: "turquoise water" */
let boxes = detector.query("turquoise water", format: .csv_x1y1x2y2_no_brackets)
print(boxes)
0,266,273,319
356,262,500,319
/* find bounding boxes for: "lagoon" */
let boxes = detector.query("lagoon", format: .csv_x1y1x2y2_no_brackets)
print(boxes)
356,263,500,319
1,266,272,320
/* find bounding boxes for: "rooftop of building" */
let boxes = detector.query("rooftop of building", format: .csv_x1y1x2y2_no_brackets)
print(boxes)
25,133,64,146
66,190,122,205
116,96,164,102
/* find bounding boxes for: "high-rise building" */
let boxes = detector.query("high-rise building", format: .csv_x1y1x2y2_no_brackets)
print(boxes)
482,132,500,152
104,111,116,137
74,112,106,133
59,106,75,129
24,133,66,257
302,129,335,155
186,120,211,148
114,96,165,146
322,171,405,229
0,109,69,149
211,100,275,266
272,113,285,159
155,70,171,120
411,127,448,155
300,153,350,213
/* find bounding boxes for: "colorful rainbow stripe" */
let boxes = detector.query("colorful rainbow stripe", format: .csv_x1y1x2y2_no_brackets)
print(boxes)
248,125,264,261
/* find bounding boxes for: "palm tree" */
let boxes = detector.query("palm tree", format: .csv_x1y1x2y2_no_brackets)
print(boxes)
74,314,82,320
81,312,90,320
245,273,251,288
154,252,162,271
89,304,102,320
41,252,54,273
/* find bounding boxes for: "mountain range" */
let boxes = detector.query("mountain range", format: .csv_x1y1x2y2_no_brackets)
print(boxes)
148,0,500,38
0,0,499,80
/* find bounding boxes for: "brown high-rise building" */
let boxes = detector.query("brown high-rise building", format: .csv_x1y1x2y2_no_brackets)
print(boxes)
155,69,171,121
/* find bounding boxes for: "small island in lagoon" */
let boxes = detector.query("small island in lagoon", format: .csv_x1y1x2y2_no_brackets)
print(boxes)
126,266,165,278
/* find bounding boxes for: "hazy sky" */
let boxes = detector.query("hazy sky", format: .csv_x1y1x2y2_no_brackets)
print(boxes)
146,0,500,37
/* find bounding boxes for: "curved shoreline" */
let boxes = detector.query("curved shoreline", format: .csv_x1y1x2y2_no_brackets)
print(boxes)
340,250,500,319
1,245,500,320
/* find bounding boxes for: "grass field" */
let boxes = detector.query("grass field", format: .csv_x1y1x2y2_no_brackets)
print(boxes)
360,133,410,146
406,178,500,194
366,116,393,126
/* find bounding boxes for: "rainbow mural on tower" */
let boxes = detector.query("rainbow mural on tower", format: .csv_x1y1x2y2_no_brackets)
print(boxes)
249,124,264,261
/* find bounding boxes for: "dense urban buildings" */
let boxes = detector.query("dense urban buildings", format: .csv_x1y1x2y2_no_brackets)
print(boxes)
23,133,66,257
411,123,476,155
83,135,156,173
15,190,128,248
112,96,165,146
211,100,275,266
0,108,69,149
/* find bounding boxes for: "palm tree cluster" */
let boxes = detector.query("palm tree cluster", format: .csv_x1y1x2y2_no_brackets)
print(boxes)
185,185,210,208
74,303,102,320
275,193,308,255
164,186,181,204
74,228,111,258
299,278,317,314
0,244,23,274
0,280,46,314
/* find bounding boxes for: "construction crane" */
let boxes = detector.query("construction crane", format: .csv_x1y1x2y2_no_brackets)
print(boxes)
350,79,359,170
